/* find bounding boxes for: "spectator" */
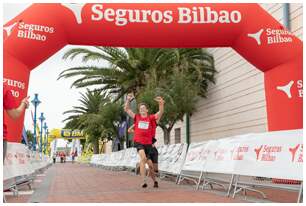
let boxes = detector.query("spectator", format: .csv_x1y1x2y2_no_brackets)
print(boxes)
3,84,29,159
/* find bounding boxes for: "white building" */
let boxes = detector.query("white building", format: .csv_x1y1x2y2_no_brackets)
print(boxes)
155,3,303,146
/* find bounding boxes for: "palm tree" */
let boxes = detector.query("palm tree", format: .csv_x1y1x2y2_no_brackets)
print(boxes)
25,130,34,147
58,47,165,101
63,89,108,153
138,72,200,144
150,48,216,97
63,89,125,153
58,47,215,99
59,47,216,144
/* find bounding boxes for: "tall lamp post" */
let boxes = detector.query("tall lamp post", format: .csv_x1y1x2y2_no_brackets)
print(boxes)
31,94,41,151
39,112,45,153
43,122,48,154
46,128,49,155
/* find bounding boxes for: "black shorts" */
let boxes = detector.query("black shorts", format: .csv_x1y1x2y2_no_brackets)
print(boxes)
151,147,158,164
134,142,155,161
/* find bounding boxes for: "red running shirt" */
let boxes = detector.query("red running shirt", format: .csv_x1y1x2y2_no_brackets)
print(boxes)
133,114,156,145
151,118,157,138
3,85,18,140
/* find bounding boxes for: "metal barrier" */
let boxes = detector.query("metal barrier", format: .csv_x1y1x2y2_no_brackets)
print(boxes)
3,161,52,202
88,130,303,203
158,143,188,180
177,170,203,188
200,173,234,194
232,175,303,202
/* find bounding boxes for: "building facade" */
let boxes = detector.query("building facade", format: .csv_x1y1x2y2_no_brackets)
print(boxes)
155,3,303,146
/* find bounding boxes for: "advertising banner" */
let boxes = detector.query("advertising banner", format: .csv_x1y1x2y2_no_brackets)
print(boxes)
234,129,303,180
181,141,209,172
4,142,51,180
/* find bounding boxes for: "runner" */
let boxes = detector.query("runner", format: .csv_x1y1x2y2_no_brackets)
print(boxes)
124,93,164,188
128,116,160,175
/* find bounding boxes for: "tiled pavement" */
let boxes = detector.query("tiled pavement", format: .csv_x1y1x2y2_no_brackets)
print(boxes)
4,163,300,203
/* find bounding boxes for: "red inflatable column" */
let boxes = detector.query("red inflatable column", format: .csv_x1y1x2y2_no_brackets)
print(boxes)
264,55,303,131
3,51,30,142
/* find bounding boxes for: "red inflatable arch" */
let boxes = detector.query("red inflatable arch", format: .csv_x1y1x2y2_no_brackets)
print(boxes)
4,3,302,142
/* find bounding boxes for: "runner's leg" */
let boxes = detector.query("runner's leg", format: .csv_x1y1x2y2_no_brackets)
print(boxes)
138,149,148,187
147,159,156,182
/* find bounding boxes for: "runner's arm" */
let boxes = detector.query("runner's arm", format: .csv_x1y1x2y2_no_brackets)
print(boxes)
124,94,135,119
128,124,135,133
154,96,164,121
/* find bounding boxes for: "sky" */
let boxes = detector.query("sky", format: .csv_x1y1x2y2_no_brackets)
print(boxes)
4,3,105,131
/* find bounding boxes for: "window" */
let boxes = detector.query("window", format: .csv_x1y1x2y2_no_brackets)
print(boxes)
174,128,181,144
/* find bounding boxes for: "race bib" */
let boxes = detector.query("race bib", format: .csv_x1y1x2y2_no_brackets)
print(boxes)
138,121,149,129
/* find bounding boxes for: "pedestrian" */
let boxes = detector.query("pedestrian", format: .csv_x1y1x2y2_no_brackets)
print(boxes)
3,84,29,159
64,152,66,163
60,152,64,163
53,153,56,164
124,93,164,188
71,150,76,163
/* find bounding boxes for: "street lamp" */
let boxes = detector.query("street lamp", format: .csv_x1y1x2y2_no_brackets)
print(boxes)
31,94,41,151
38,112,45,153
46,128,49,155
43,122,48,154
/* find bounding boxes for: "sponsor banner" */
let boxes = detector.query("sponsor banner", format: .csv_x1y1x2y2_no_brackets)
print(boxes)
115,150,126,167
95,154,107,166
90,148,138,168
90,154,100,164
4,143,51,180
181,130,302,180
89,129,302,180
181,141,210,172
158,144,178,172
4,143,34,180
127,148,139,168
61,129,85,138
120,148,138,168
157,144,169,170
203,136,248,174
119,148,131,167
234,129,303,180
165,143,188,174
29,151,49,172
105,152,116,167
157,144,169,157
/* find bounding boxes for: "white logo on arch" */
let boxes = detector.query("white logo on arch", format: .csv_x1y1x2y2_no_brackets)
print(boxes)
247,29,264,45
277,80,294,99
61,3,86,24
4,22,18,36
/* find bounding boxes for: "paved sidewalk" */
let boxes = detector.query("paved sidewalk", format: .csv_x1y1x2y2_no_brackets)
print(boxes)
5,163,300,203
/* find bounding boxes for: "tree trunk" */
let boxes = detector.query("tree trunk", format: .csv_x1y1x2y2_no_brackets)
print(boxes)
92,138,99,154
163,128,171,145
160,122,175,145
99,142,105,153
